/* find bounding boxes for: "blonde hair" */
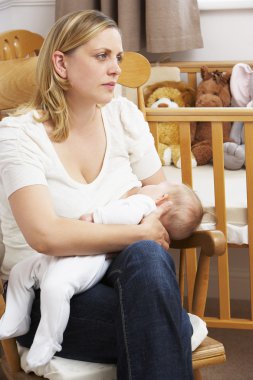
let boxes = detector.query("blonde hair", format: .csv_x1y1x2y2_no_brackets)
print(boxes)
21,10,119,142
166,184,204,240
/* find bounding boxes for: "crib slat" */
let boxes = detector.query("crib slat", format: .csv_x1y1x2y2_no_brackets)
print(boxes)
148,121,159,151
185,249,197,312
179,122,197,310
212,122,231,320
179,122,193,186
187,73,197,91
244,122,253,320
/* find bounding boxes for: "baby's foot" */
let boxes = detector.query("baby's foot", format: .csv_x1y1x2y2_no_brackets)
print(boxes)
188,313,208,351
26,340,61,369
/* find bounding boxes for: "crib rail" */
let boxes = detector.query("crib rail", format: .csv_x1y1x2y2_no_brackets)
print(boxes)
146,106,253,329
159,61,253,90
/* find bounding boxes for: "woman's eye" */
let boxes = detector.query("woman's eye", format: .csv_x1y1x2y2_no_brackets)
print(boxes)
117,54,123,63
96,53,107,61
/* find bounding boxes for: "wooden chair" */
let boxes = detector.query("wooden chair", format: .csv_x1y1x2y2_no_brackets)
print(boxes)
0,30,44,60
0,52,226,379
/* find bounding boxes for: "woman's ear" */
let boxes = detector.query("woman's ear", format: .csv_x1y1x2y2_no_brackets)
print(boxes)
52,51,67,79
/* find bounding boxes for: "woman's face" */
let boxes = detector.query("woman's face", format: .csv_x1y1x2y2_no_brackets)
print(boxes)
58,27,123,106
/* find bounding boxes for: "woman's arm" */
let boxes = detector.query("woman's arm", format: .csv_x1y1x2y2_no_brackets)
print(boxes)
9,184,170,256
141,168,166,186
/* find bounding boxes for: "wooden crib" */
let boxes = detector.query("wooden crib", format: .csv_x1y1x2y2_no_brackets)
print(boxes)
140,61,253,330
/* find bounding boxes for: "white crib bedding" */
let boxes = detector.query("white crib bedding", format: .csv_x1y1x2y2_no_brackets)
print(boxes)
162,165,248,245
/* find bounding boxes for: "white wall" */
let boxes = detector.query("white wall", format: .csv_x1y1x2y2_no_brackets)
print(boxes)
0,0,55,36
170,8,253,62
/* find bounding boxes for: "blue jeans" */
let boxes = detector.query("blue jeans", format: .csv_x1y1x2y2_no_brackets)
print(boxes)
18,241,193,380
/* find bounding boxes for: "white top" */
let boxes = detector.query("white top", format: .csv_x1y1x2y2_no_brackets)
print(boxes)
0,97,161,280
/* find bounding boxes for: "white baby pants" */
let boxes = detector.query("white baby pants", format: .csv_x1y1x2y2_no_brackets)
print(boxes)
0,253,110,368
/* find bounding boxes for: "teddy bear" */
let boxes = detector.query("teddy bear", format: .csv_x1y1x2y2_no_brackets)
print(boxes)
191,66,232,166
223,63,253,170
144,81,197,168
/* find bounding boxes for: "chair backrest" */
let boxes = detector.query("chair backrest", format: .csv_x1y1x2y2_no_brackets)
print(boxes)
0,51,150,118
118,51,151,114
0,57,37,117
0,30,44,60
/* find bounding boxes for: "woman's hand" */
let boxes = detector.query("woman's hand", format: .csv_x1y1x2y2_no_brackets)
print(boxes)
140,202,171,251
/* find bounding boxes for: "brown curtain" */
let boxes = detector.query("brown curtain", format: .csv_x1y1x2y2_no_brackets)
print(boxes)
55,0,203,53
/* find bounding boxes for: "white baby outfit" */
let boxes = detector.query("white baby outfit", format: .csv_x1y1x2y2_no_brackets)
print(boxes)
0,194,207,369
0,194,156,369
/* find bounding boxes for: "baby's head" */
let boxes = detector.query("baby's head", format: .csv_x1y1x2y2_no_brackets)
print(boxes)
157,182,203,240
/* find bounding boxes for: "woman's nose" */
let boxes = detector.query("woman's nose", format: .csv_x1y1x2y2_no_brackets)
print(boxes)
109,58,121,75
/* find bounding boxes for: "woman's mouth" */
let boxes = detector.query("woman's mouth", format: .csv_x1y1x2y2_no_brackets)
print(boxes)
103,82,116,90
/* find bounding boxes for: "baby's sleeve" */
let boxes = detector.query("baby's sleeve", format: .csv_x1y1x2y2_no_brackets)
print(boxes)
120,98,161,180
0,126,48,198
93,195,157,225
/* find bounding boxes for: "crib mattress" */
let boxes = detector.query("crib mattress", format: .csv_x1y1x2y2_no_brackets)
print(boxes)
162,165,248,245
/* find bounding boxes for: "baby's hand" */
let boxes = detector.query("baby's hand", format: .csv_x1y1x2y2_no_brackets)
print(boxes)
79,213,94,223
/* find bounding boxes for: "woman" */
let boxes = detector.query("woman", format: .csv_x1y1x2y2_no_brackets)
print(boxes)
0,10,193,380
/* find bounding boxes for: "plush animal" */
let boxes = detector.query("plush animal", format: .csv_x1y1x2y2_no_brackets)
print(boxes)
144,81,197,168
192,66,232,166
224,63,253,170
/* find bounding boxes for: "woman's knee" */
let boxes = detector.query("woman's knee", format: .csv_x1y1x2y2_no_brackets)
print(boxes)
123,240,175,272
107,240,176,288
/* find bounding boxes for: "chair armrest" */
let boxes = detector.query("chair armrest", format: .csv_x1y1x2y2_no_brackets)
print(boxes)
170,230,226,257
171,230,226,316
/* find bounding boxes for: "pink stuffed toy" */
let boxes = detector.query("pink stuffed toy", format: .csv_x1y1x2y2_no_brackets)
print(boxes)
224,63,253,170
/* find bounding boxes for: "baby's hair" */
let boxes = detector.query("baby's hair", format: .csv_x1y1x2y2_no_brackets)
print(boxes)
166,184,204,240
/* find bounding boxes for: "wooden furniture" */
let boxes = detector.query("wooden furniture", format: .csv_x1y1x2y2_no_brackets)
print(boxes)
140,60,253,330
0,29,43,119
0,52,226,379
0,30,43,60
0,57,37,119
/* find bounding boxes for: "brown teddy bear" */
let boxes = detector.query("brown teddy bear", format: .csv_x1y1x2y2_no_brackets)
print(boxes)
191,66,232,165
144,81,197,168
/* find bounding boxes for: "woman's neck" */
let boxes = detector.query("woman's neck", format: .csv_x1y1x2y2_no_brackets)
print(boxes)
68,104,99,133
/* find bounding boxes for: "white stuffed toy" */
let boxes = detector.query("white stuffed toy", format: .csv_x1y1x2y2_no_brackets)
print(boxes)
224,63,253,170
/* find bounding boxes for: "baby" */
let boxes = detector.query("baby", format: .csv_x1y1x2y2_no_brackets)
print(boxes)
0,181,206,370
85,181,203,241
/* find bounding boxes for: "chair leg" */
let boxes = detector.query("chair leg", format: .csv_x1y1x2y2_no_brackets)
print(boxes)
194,368,202,380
